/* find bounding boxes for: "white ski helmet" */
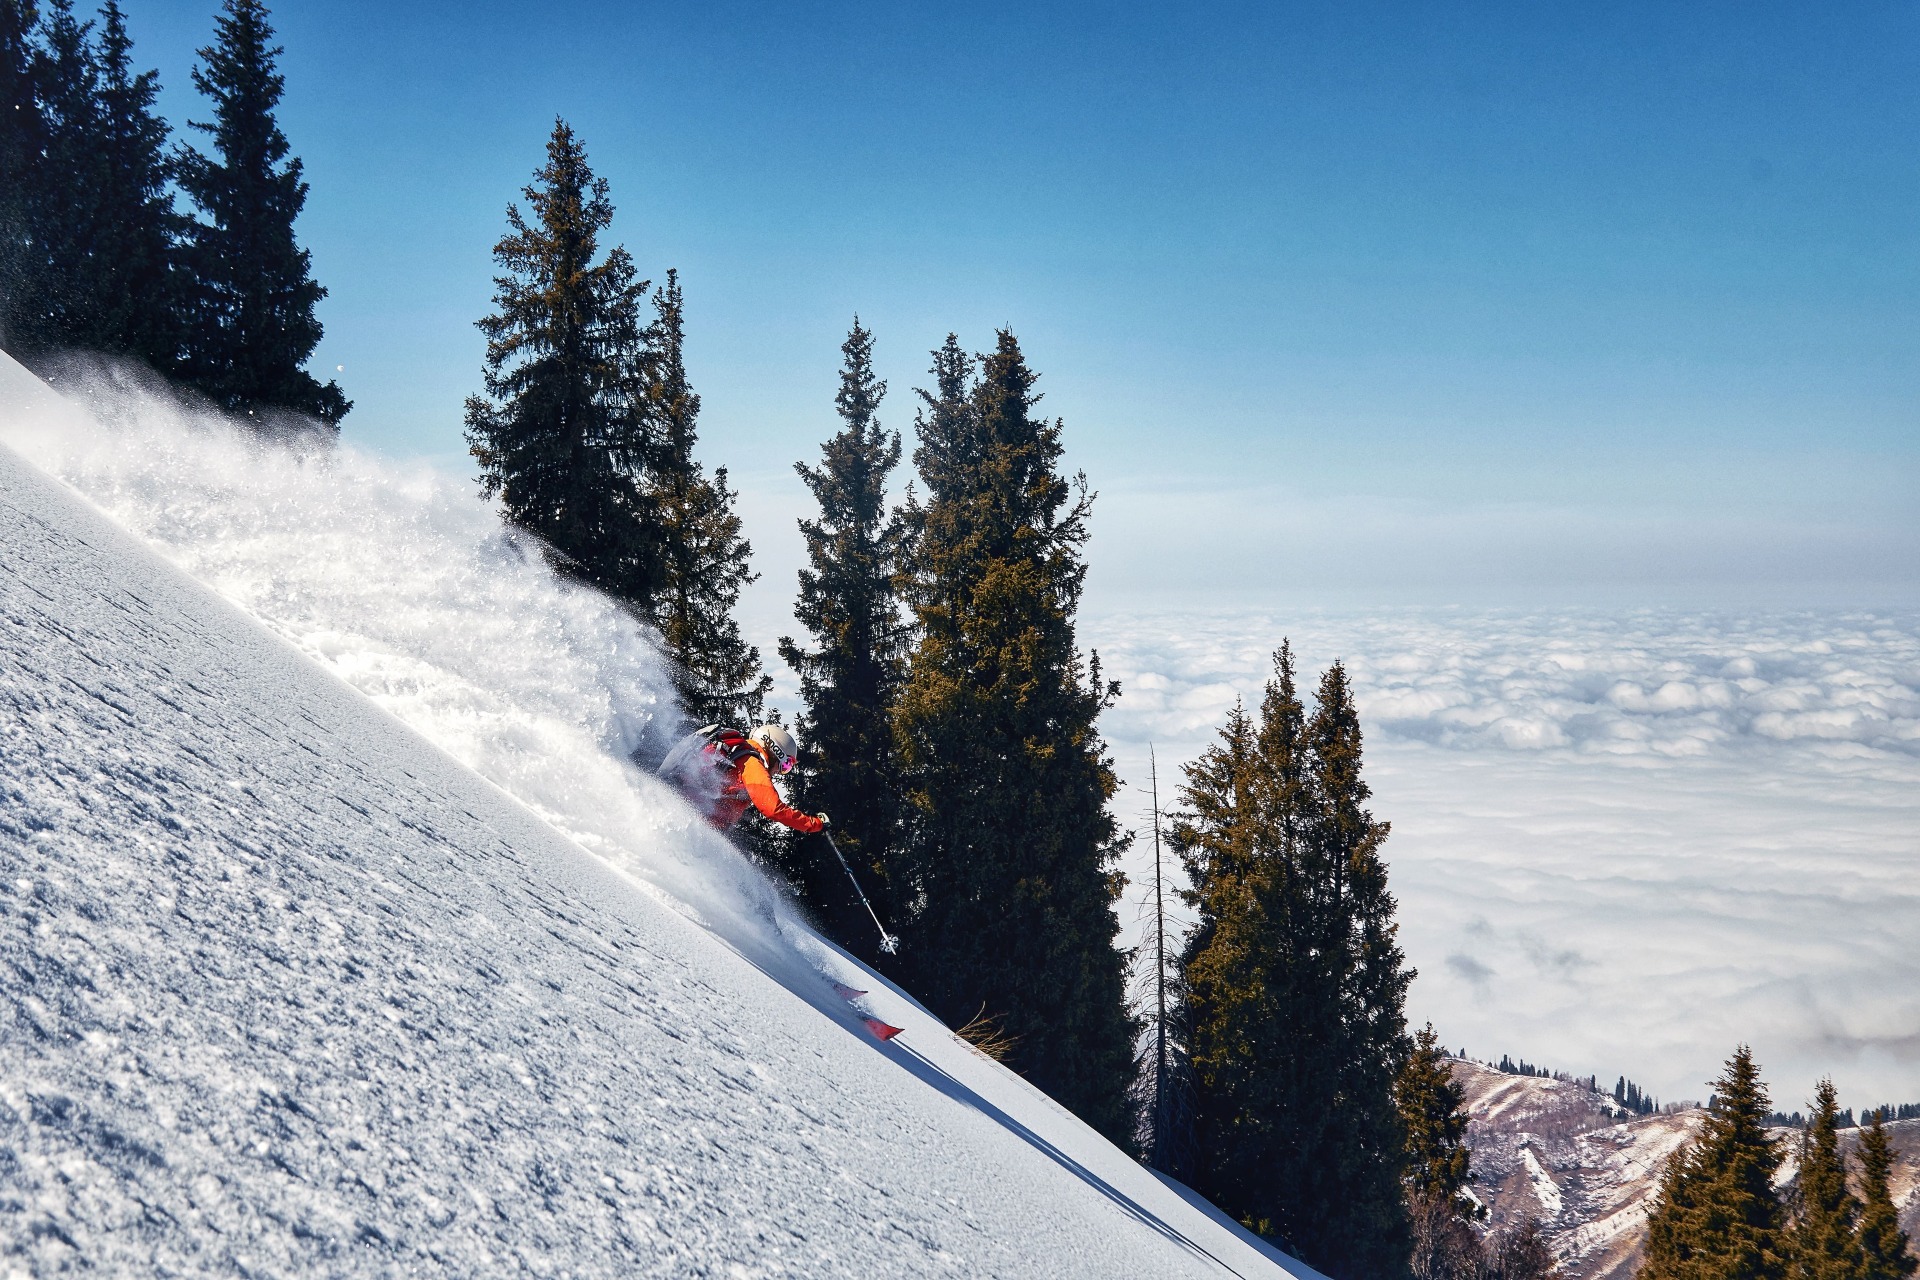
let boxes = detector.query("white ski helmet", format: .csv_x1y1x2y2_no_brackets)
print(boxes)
750,723,799,772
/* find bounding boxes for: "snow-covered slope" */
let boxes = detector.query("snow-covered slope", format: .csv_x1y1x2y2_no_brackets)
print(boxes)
0,354,1305,1278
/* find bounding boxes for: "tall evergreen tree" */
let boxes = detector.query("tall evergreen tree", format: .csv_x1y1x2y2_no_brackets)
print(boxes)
1308,657,1417,1278
1791,1079,1865,1280
1130,746,1196,1180
776,317,908,954
465,119,657,605
0,0,43,349
21,0,98,352
87,0,181,368
1400,1023,1475,1215
1857,1117,1916,1280
892,328,1136,1142
16,0,178,365
1640,1047,1788,1280
646,268,770,730
1175,643,1414,1280
177,0,347,425
908,332,978,508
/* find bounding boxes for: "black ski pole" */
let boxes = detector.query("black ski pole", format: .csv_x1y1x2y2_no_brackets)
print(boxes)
821,829,899,955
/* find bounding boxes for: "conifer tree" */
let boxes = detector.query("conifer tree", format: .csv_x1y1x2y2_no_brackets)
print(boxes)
892,328,1135,1142
21,0,98,352
16,0,178,365
1400,1023,1475,1215
1308,657,1418,1280
1130,746,1195,1179
1858,1117,1916,1280
87,0,181,368
646,268,770,730
1640,1046,1788,1280
0,0,43,348
1175,643,1414,1280
465,119,657,605
776,317,908,953
177,0,347,425
1791,1079,1865,1280
907,332,978,507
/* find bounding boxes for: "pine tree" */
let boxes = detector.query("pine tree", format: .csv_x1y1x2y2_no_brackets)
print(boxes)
0,0,43,349
646,268,770,730
1308,658,1418,1280
892,328,1136,1142
1791,1079,1865,1280
21,0,98,353
907,332,978,508
88,0,181,369
1640,1046,1788,1280
1400,1023,1475,1214
1130,746,1195,1179
15,0,178,365
1175,643,1414,1280
177,0,346,425
776,317,908,954
465,119,656,608
1858,1117,1916,1280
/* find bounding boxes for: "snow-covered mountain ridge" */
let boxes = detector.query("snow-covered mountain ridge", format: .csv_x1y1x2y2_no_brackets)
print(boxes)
1455,1060,1920,1280
0,354,1303,1278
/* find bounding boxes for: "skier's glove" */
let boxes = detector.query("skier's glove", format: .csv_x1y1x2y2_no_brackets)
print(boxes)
816,813,831,829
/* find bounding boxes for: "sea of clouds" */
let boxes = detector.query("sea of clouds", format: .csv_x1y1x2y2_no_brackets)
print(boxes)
1087,607,1920,1111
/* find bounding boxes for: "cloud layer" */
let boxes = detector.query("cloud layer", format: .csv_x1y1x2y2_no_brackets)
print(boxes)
1089,607,1920,1109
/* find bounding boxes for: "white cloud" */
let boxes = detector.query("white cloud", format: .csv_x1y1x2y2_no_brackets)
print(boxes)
1089,606,1920,1110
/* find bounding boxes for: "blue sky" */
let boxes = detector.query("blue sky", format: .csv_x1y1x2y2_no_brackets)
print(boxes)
119,0,1916,606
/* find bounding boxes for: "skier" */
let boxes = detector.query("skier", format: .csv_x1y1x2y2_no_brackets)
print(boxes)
661,722,901,962
660,723,827,836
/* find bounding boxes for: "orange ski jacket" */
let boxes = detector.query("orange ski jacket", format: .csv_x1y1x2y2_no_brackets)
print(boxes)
696,733,822,834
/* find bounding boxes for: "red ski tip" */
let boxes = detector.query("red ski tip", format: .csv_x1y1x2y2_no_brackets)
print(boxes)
832,982,868,1001
863,1017,904,1042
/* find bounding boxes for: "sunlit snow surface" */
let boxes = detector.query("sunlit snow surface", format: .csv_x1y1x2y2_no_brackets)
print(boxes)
1092,607,1920,1109
0,356,1297,1277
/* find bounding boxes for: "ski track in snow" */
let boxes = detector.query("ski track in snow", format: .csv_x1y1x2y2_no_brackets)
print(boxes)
0,356,1301,1277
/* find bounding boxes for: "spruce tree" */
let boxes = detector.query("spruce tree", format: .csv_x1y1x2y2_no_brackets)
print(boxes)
776,317,908,954
17,0,178,365
1857,1117,1916,1280
1400,1023,1475,1214
907,332,978,508
646,268,770,730
1791,1079,1865,1280
1175,643,1414,1280
0,0,42,349
1640,1046,1788,1280
465,119,657,607
892,328,1136,1142
1130,746,1196,1180
88,0,181,368
1309,658,1417,1280
22,0,98,353
177,0,346,425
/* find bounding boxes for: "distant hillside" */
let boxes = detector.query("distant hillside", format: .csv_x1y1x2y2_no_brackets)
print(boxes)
1452,1059,1920,1280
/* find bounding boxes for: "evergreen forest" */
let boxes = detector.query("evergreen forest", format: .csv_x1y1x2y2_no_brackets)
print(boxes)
2,7,1913,1280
